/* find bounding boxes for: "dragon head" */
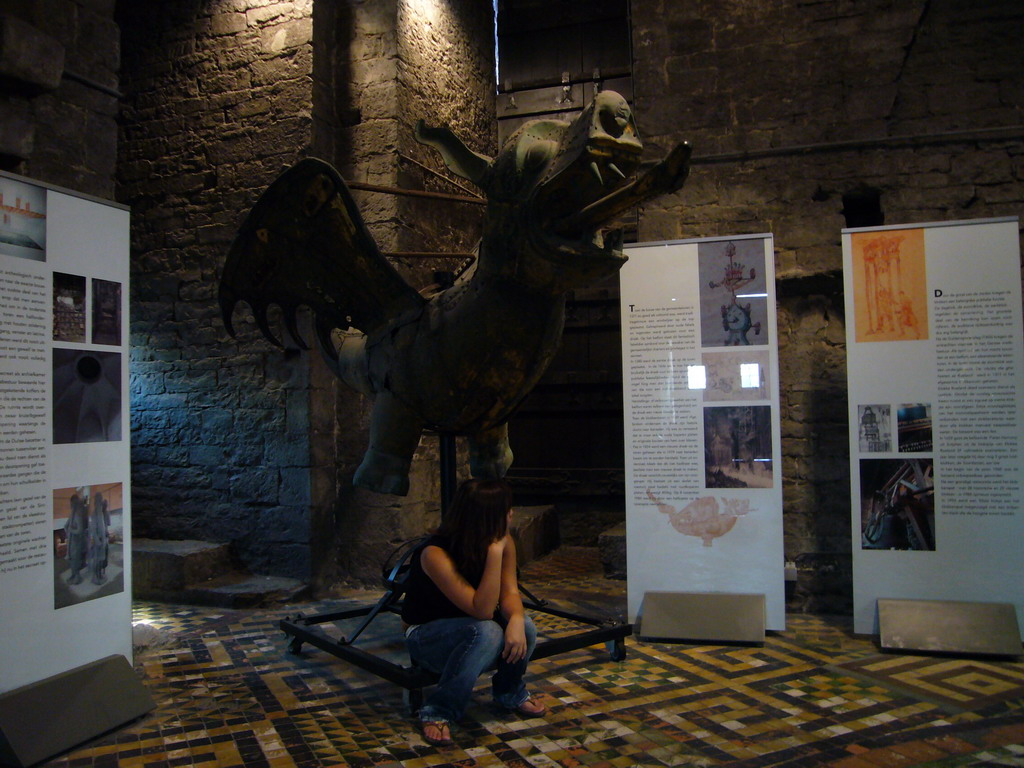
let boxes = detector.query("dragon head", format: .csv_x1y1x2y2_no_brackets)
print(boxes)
416,91,689,293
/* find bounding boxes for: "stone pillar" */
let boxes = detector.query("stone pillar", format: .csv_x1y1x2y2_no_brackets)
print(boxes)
0,5,118,197
311,0,496,586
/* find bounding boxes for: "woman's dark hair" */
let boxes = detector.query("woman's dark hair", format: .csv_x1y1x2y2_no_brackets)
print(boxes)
437,478,512,583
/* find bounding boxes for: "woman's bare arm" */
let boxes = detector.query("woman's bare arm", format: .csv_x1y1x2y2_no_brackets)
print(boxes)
498,536,524,620
421,539,506,620
498,537,529,662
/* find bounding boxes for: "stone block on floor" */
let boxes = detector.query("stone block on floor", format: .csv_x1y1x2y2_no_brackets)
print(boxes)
132,538,232,598
598,522,626,579
132,538,310,608
510,505,559,567
180,573,309,608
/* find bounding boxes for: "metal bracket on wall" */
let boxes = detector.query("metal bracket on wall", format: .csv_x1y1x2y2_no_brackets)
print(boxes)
557,72,574,105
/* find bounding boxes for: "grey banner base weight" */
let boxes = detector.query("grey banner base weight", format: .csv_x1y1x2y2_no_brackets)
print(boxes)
878,598,1022,657
0,654,154,768
637,591,766,645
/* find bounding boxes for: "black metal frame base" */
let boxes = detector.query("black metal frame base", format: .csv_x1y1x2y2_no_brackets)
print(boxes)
280,586,631,713
282,435,631,712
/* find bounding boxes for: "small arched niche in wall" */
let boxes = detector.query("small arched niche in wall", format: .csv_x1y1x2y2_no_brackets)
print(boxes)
841,186,884,229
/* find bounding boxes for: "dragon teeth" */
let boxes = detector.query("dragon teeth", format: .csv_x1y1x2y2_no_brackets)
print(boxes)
590,160,604,185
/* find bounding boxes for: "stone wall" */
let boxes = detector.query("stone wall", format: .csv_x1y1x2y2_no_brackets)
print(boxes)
117,0,495,589
631,0,1024,612
395,0,494,258
117,0,317,581
0,0,119,197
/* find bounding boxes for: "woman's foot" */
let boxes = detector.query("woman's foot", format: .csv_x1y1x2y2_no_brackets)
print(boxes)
421,720,454,746
515,695,546,716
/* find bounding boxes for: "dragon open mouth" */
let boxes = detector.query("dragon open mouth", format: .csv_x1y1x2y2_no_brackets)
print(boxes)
527,91,690,257
532,91,644,247
539,144,642,242
550,140,693,248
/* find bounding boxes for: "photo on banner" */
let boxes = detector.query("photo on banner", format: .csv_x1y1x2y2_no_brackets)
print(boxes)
897,402,932,452
697,238,769,347
0,176,48,262
701,349,770,402
53,272,87,342
857,404,892,452
92,278,123,346
849,227,928,342
702,405,774,489
858,458,935,552
53,483,126,609
52,348,124,444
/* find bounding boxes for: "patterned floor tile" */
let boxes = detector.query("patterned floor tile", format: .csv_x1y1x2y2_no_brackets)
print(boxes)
38,546,1024,768
836,655,1024,711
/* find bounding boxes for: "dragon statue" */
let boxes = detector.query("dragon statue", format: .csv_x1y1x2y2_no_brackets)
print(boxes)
220,91,691,495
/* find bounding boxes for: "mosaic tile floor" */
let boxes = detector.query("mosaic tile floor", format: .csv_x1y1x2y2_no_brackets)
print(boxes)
45,547,1024,768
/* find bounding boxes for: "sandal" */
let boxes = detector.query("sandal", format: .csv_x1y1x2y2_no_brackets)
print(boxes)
515,695,547,716
421,720,454,746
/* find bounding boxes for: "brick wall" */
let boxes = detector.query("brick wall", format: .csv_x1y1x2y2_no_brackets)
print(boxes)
631,0,1024,612
118,0,317,580
313,0,497,586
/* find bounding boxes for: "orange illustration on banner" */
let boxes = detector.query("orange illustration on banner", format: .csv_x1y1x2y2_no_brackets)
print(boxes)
851,228,928,342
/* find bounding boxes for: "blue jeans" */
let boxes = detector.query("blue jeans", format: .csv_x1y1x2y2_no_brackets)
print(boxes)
406,614,537,723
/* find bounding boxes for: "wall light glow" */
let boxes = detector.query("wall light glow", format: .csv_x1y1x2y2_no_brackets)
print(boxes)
409,0,442,24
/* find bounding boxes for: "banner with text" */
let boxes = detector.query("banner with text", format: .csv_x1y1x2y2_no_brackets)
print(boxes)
843,217,1024,635
0,171,131,693
621,236,785,630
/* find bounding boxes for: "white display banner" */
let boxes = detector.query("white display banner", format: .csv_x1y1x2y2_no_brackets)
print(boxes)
621,236,785,630
0,172,132,693
843,217,1024,635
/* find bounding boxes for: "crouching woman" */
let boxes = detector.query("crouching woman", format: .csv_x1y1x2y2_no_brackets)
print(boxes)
401,478,546,746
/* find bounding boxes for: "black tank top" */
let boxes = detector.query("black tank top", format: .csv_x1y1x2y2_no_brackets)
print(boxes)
401,535,482,625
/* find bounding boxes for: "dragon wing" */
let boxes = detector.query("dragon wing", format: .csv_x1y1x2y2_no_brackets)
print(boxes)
219,157,424,356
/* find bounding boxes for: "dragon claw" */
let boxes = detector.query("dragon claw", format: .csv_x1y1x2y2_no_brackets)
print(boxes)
219,288,238,338
284,308,309,350
315,319,339,361
253,304,284,348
